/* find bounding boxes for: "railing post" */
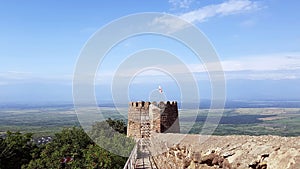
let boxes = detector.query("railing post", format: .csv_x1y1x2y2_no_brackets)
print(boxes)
123,139,139,169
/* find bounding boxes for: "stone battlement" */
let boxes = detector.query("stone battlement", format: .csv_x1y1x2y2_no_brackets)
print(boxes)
128,101,151,108
128,101,177,108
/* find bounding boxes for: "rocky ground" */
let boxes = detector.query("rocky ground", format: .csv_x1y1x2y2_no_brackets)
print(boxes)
147,133,300,169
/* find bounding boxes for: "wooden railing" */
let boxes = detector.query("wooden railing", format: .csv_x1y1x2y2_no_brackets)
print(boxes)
123,140,139,169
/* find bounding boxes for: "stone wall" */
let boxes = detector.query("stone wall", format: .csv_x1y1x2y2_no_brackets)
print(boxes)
127,102,145,138
159,101,180,133
127,101,180,138
149,103,161,133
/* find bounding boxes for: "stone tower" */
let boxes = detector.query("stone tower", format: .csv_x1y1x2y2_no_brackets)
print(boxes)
127,101,180,138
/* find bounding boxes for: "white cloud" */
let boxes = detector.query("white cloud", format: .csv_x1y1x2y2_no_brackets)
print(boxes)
5,52,298,86
107,52,300,81
169,0,194,10
151,0,262,33
222,53,300,71
149,14,190,34
94,52,300,82
0,71,73,85
190,52,300,80
180,0,261,23
247,72,298,80
0,71,33,80
188,53,300,72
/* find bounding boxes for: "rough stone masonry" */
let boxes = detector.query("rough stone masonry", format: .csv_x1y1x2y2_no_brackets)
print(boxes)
127,101,180,138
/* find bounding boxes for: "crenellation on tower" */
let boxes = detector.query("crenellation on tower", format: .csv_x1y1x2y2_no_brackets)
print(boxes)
127,100,180,138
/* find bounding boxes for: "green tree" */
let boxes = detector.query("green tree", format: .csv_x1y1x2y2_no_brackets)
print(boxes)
24,119,134,169
0,131,37,169
89,119,134,157
106,118,127,135
24,127,93,169
83,144,112,169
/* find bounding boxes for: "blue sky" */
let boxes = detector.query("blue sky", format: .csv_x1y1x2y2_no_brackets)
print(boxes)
0,0,300,103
